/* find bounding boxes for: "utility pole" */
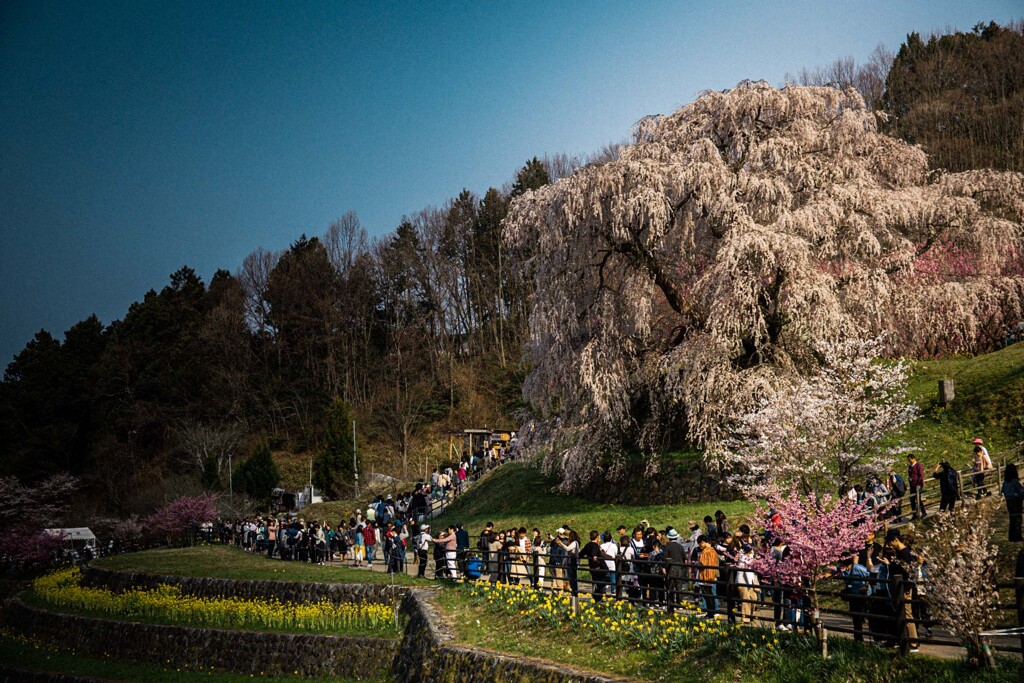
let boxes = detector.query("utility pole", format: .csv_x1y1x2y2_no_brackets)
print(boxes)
353,419,359,499
228,452,233,501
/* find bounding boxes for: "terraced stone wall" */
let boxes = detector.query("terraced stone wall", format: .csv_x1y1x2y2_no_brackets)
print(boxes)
4,599,397,680
392,589,633,683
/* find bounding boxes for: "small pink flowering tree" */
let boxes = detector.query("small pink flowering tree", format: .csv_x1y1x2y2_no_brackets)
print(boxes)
0,473,78,572
752,484,879,650
144,492,219,547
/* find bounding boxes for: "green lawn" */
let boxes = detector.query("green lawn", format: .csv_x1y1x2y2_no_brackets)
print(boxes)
0,627,382,683
95,544,429,586
903,342,1024,466
435,585,1023,683
434,463,754,535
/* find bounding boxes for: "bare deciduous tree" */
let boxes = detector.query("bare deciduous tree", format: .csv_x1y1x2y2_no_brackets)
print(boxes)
173,420,245,482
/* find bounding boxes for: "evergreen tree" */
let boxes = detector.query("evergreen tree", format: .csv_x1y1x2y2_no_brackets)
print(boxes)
884,20,1024,172
510,157,551,196
233,442,280,505
313,399,356,498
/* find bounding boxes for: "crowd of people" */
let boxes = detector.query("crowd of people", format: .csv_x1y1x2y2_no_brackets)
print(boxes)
839,440,1023,543
202,446,512,573
199,440,1022,655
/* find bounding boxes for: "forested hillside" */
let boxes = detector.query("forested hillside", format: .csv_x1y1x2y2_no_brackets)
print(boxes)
2,20,1022,513
0,157,562,514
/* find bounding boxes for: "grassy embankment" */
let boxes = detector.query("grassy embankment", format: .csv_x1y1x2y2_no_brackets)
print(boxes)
96,543,428,586
904,342,1024,464
436,462,754,532
435,584,1022,683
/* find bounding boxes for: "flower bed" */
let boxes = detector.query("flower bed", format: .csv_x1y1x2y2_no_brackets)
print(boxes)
469,580,780,655
33,567,398,635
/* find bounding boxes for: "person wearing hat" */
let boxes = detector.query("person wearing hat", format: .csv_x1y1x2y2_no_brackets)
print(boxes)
663,527,687,613
415,524,431,577
972,440,994,500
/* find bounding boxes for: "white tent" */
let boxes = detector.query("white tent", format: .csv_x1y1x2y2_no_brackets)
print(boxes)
44,527,97,548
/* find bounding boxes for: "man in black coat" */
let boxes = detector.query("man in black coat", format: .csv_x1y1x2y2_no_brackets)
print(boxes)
663,528,688,614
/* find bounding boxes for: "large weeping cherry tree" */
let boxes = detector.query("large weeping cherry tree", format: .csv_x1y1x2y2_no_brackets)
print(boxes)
504,81,1024,492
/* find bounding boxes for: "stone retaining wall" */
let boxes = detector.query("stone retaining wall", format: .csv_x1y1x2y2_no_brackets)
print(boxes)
1,667,106,683
0,668,107,683
82,565,406,605
13,568,638,681
3,598,397,680
392,589,636,683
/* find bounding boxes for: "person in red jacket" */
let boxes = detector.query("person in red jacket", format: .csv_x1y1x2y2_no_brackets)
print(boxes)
362,522,378,567
907,454,926,519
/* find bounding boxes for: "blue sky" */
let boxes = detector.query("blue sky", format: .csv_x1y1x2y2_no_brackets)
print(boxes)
1,1,1020,365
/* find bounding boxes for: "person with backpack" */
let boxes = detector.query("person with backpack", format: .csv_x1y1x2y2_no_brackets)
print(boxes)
886,466,907,522
352,522,365,567
836,556,871,642
387,523,406,574
933,461,961,511
548,529,567,591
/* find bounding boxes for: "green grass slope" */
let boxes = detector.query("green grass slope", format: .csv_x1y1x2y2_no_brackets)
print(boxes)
96,544,427,585
435,463,753,534
433,344,1024,533
905,342,1024,464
